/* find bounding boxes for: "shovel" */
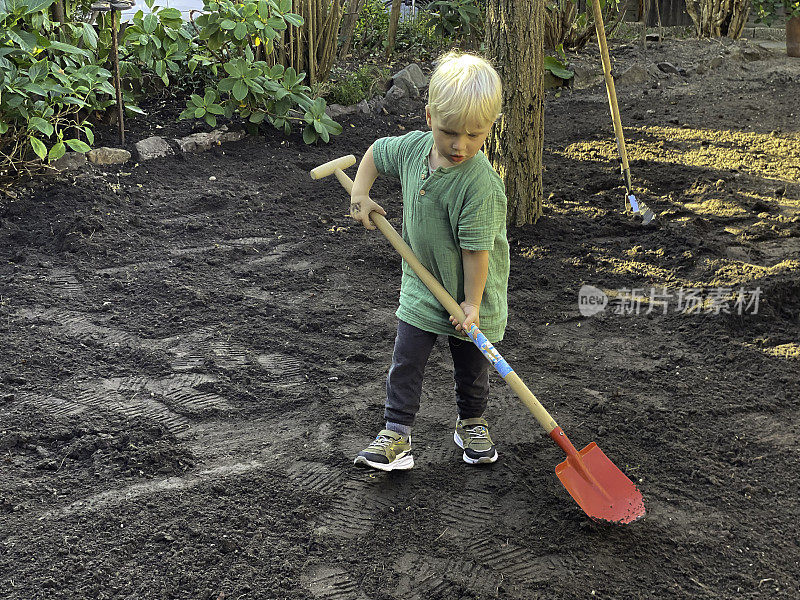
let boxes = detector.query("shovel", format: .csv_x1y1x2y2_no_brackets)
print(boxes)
589,0,655,225
311,155,645,525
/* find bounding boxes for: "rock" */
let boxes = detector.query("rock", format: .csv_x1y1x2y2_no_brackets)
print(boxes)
646,63,670,80
356,99,371,114
544,71,567,89
615,65,650,86
175,126,246,153
709,55,725,69
135,136,174,161
401,63,427,89
368,96,384,113
86,147,131,165
325,103,357,118
383,85,411,114
656,61,681,75
731,46,762,62
391,69,420,99
52,152,87,171
571,66,602,89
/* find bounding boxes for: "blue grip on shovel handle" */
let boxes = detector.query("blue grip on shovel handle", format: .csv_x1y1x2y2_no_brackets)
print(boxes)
465,324,514,378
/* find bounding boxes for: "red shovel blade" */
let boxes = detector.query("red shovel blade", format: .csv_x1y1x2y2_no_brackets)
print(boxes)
551,429,645,525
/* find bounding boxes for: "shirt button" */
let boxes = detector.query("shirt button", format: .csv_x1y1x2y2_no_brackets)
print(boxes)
420,190,426,196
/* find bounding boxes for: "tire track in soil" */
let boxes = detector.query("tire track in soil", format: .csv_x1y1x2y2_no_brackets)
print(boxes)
300,567,369,600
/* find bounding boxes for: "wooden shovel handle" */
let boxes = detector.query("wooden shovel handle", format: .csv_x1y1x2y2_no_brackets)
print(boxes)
589,0,632,185
314,162,559,434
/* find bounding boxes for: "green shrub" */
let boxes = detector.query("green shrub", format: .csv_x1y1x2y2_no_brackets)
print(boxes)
325,64,387,106
0,0,118,174
426,0,484,46
394,9,438,57
182,0,341,143
121,0,194,88
351,0,389,54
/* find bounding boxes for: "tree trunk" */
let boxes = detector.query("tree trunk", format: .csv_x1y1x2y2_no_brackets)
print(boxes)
386,0,402,59
684,0,750,38
339,0,365,58
485,0,544,227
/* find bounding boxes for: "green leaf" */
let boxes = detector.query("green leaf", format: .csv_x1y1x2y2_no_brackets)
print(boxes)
47,41,91,58
234,21,247,40
65,139,91,153
143,13,158,34
179,107,196,120
205,114,217,127
220,19,236,30
284,13,303,27
84,127,95,145
14,0,57,16
48,142,66,161
82,22,98,50
218,78,237,92
302,126,317,144
19,82,47,96
27,59,47,83
126,104,146,115
30,137,47,160
224,61,242,77
7,28,38,52
190,93,204,106
28,116,54,137
207,104,225,115
204,89,217,105
195,107,206,118
159,7,182,21
279,0,291,11
543,56,574,80
249,111,266,124
233,79,248,101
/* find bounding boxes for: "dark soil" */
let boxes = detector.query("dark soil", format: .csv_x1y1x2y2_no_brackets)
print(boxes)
1,38,799,599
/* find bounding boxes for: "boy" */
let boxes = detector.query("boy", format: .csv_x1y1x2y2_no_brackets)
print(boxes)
349,52,509,471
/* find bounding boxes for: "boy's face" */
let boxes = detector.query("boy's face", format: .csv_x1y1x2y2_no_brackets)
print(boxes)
426,106,492,167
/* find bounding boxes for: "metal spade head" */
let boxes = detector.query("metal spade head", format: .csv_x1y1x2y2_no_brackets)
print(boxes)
555,442,645,525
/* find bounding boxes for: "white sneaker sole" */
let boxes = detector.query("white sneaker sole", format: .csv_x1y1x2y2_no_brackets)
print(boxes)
353,452,414,471
454,431,498,464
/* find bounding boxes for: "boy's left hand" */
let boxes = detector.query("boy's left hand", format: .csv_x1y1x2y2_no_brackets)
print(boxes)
450,302,479,334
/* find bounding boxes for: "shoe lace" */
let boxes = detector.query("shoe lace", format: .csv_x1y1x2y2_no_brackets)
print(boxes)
370,434,395,450
465,425,489,440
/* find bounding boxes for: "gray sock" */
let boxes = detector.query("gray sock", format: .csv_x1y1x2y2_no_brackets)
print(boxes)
386,421,411,438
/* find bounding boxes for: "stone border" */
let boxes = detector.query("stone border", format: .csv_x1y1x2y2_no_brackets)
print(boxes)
55,63,429,172
52,125,248,171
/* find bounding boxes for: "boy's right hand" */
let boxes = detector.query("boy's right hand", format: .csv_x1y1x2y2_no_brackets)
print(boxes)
350,195,386,230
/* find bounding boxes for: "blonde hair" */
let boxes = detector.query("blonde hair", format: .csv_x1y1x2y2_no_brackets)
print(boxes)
427,51,502,131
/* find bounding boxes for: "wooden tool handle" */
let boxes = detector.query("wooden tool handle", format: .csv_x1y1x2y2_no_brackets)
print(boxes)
312,160,560,434
310,155,357,180
590,0,632,179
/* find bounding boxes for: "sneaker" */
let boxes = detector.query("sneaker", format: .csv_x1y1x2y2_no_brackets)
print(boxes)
454,417,498,464
354,429,414,471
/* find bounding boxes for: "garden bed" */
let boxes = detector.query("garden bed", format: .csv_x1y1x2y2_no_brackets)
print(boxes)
1,37,799,599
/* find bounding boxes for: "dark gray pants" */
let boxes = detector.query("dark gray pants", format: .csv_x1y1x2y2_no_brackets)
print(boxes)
384,320,490,426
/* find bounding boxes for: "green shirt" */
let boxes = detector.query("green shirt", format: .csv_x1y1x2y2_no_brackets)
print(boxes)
373,130,510,342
